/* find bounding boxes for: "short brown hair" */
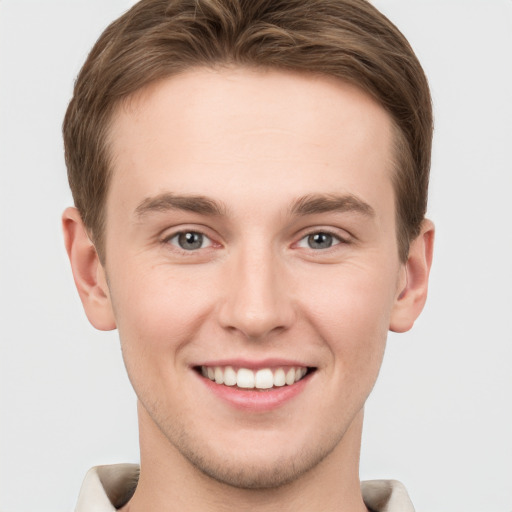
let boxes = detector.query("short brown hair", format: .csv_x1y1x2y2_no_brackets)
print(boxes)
63,0,432,262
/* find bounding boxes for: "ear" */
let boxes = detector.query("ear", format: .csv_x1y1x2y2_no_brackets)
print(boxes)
389,219,435,333
62,207,116,331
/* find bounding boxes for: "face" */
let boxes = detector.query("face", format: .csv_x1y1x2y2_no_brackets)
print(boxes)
102,68,406,488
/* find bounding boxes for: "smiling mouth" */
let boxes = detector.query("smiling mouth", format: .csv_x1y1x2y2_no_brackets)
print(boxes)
196,365,315,390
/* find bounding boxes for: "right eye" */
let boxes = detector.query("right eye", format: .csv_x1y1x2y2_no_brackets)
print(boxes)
167,231,213,251
296,231,343,250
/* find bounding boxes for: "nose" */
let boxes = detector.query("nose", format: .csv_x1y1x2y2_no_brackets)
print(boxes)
217,246,295,340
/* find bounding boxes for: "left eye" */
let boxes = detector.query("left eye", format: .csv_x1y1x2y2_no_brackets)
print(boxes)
297,232,341,250
168,231,212,251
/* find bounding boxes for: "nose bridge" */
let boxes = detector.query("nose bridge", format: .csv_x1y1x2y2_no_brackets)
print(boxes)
218,240,293,339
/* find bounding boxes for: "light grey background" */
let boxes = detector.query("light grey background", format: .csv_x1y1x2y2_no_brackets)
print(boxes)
1,1,511,511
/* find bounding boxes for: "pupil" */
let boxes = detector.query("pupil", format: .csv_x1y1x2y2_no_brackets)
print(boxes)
179,232,203,250
308,232,332,249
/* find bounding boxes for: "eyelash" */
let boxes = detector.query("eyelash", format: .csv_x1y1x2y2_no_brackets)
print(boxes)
162,228,350,254
295,230,348,251
163,230,216,253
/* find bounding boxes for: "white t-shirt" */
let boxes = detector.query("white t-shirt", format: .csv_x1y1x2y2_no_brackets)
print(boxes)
74,464,415,512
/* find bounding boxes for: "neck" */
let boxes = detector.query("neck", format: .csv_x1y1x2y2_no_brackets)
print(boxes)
120,403,368,512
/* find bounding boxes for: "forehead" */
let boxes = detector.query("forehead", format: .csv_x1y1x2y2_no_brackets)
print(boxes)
107,67,395,214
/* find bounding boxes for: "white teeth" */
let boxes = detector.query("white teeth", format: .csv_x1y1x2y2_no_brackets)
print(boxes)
273,368,286,387
296,367,307,382
200,365,309,389
255,369,274,389
223,366,237,386
214,367,224,384
237,368,255,388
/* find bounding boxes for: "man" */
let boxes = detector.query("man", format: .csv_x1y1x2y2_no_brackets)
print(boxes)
62,0,434,510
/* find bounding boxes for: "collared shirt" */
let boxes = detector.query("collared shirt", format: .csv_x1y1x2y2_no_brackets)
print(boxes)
75,464,415,512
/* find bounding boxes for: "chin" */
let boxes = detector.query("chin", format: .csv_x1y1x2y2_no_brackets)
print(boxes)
167,424,344,490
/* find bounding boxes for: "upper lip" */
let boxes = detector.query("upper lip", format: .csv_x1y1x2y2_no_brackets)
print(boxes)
193,358,313,370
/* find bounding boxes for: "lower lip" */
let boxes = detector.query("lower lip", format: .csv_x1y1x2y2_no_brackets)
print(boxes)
197,372,311,412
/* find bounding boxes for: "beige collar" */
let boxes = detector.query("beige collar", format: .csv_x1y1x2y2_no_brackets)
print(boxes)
75,464,415,512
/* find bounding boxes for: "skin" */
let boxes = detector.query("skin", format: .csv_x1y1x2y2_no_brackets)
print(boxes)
63,67,434,512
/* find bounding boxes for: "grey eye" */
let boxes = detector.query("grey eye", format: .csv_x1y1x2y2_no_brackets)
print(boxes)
170,231,210,250
307,232,334,249
297,232,341,250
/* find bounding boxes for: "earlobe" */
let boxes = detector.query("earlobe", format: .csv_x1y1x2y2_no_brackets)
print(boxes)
62,207,116,331
389,219,435,333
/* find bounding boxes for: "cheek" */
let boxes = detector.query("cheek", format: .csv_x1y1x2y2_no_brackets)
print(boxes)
110,265,216,358
299,264,397,371
110,268,210,411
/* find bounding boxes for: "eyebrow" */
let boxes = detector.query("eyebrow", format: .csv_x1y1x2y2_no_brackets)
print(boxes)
135,193,227,218
289,193,375,217
134,191,374,220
